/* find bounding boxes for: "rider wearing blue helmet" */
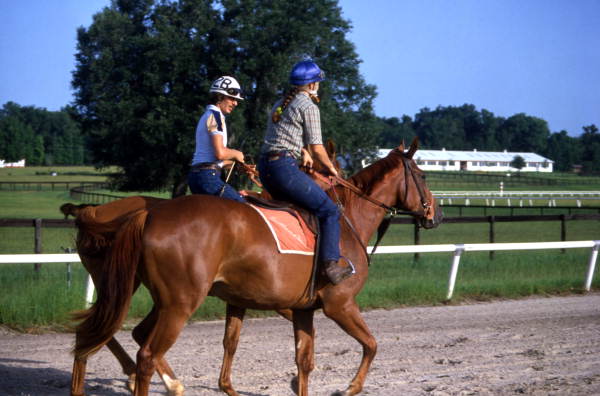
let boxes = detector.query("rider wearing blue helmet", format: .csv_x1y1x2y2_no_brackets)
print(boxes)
258,60,353,285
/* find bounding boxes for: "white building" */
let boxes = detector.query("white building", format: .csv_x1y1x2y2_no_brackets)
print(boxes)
370,149,554,173
0,159,26,168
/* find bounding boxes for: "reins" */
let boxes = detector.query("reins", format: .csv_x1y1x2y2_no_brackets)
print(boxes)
300,153,434,264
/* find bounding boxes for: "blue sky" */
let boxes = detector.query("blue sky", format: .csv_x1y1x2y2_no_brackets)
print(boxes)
1,0,599,136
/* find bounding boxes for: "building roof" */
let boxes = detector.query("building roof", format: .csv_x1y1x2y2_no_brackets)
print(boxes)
378,149,554,163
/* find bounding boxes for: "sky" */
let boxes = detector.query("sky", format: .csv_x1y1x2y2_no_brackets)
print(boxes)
1,0,599,137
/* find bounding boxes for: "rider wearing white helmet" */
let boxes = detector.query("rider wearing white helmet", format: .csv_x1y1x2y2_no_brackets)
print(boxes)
188,75,247,202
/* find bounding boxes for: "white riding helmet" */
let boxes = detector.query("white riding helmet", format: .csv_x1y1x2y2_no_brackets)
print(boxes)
209,76,244,100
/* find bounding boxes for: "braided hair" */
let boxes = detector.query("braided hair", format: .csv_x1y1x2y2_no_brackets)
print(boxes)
271,87,320,123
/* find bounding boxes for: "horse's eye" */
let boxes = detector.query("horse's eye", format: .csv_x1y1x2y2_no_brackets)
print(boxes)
421,175,426,180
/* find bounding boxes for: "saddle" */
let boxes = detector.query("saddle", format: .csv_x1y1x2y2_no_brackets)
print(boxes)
244,195,319,235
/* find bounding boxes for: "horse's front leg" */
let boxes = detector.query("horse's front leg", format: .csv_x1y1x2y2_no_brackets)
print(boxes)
292,309,315,396
104,338,137,391
322,299,377,396
218,304,246,396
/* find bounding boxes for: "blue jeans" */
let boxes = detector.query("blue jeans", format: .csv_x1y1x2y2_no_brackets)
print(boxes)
258,154,340,262
187,169,245,203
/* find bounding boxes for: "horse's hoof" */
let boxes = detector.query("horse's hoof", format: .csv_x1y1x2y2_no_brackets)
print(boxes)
290,376,299,394
167,382,185,396
127,373,136,393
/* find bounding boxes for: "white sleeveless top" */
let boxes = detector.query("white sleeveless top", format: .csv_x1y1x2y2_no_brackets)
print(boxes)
191,105,227,166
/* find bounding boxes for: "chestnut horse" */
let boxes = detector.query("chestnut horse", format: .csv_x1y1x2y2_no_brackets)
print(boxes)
72,139,441,396
71,142,342,395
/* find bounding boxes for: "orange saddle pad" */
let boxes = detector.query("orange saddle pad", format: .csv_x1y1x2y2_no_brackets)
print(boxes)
249,204,316,255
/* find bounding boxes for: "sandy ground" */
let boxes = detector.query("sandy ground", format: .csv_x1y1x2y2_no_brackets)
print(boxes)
1,294,599,396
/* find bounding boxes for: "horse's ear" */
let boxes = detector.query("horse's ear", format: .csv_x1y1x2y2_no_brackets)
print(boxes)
325,139,336,157
406,137,419,159
398,140,405,152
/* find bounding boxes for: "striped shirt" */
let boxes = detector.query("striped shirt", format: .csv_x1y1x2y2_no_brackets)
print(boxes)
261,92,323,158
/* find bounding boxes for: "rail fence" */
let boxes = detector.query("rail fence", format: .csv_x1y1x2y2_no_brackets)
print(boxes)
0,181,108,191
2,214,600,261
1,240,597,304
69,184,126,204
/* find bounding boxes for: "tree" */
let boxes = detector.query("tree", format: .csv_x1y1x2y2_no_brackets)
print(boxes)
497,113,550,153
72,0,378,193
510,155,526,171
579,124,600,174
0,101,86,165
0,116,34,162
376,115,415,148
544,130,581,172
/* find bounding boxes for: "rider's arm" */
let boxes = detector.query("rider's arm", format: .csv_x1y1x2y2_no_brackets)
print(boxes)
211,134,245,163
308,144,338,177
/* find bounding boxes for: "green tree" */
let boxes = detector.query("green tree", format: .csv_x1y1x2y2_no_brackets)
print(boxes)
510,155,526,171
544,130,581,172
72,0,378,193
497,113,550,153
0,116,34,162
376,115,415,148
0,101,86,165
579,124,600,174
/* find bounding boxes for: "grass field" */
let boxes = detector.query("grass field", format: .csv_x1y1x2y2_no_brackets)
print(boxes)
1,166,599,330
0,165,117,183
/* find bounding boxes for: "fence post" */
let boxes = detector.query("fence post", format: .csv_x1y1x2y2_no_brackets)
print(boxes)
34,218,42,272
413,220,420,261
584,241,599,291
446,244,465,301
488,216,495,260
560,214,566,253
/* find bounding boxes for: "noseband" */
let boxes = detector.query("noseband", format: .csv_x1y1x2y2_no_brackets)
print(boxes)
397,155,434,220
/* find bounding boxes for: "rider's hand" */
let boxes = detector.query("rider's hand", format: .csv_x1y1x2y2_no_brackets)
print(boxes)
234,150,245,163
327,165,339,177
301,148,313,170
244,164,257,175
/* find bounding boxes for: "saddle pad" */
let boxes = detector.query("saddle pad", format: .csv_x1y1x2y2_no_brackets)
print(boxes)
249,204,316,255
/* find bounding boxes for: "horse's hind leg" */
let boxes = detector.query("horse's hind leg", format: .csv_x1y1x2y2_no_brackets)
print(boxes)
134,309,189,396
70,355,87,396
292,309,315,396
218,304,246,396
322,300,377,396
132,306,184,396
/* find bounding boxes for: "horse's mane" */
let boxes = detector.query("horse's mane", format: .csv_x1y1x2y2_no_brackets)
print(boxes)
347,148,405,196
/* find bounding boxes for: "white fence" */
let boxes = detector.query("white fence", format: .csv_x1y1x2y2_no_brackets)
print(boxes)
1,240,598,302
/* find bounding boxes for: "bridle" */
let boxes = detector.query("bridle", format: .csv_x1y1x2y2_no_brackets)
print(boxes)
303,152,433,220
302,152,435,264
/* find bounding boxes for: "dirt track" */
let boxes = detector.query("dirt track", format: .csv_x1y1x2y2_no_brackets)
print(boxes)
1,294,599,395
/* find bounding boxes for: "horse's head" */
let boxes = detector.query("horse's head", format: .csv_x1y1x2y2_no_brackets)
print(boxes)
394,138,442,229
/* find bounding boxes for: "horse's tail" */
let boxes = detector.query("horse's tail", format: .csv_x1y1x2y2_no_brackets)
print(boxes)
75,204,137,258
71,208,148,359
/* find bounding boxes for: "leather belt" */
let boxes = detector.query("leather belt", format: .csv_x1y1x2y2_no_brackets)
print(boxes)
191,162,221,171
264,151,296,161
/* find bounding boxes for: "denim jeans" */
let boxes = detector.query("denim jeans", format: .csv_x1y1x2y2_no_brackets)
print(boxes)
187,169,245,203
258,154,340,262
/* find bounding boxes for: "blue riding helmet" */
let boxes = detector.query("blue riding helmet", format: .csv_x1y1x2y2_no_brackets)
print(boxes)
289,60,325,86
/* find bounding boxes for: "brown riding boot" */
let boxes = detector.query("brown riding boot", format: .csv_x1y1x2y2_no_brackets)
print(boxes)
323,260,354,285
